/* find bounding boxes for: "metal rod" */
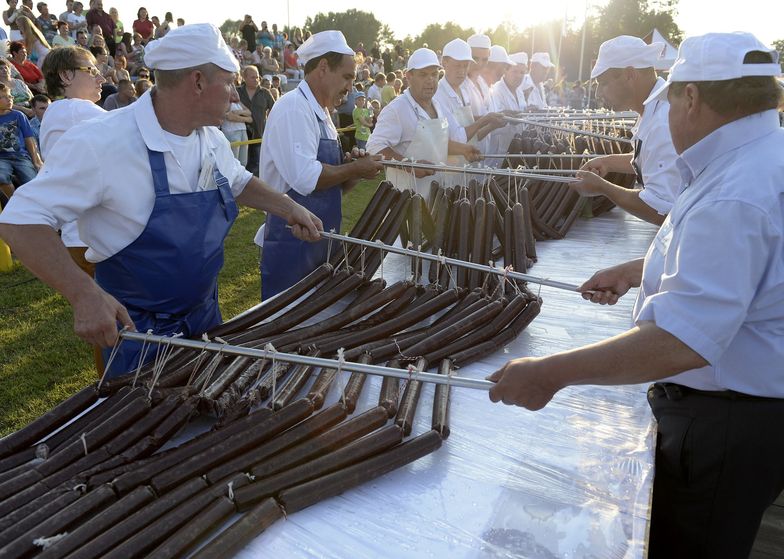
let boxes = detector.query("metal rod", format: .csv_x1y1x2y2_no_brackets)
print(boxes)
523,111,638,120
503,117,633,144
481,153,602,159
119,332,494,391
380,160,580,183
318,230,582,292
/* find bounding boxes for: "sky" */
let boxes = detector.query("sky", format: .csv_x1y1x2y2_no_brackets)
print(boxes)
50,0,783,46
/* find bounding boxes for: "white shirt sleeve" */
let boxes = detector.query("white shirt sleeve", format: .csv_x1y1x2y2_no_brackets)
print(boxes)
366,104,403,155
635,200,777,364
263,108,323,197
209,127,253,196
637,105,681,215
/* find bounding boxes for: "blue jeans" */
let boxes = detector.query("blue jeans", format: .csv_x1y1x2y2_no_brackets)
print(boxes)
0,153,37,185
355,139,367,150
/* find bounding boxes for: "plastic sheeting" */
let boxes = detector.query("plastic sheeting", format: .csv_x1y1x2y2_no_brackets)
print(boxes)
229,209,660,559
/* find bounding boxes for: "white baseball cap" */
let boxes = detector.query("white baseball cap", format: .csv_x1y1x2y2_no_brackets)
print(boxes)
144,23,239,72
296,30,354,66
531,52,555,68
590,35,664,79
645,32,781,105
510,52,529,66
488,45,513,65
467,34,491,50
407,48,441,70
442,38,473,62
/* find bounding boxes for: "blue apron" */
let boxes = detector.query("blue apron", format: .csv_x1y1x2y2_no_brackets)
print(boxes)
95,148,239,378
260,92,343,300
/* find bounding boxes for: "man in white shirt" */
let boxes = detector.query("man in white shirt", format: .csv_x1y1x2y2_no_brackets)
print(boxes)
256,30,384,300
570,36,681,225
487,52,527,161
525,52,554,109
366,72,385,104
464,33,492,120
0,24,322,377
433,38,504,148
488,32,784,559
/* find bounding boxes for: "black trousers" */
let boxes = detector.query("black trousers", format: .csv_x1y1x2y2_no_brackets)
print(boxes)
648,383,784,558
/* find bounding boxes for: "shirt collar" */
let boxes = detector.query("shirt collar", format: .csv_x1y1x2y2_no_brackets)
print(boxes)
132,88,219,153
297,80,330,122
632,77,666,139
404,89,443,120
676,109,781,185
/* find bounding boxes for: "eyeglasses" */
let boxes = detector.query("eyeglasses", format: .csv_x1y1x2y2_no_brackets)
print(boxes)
75,66,101,77
138,73,150,78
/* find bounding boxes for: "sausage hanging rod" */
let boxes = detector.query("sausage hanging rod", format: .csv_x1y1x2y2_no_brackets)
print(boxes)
503,117,634,144
380,160,581,183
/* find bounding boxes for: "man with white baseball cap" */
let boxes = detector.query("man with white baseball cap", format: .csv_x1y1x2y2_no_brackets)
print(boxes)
487,52,527,164
434,38,505,149
571,35,681,225
255,30,384,300
464,33,493,119
367,47,481,195
489,32,784,559
0,23,323,378
524,51,555,108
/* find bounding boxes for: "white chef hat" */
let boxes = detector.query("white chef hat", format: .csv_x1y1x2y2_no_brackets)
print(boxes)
144,23,239,72
531,52,555,68
442,38,473,62
407,48,441,70
645,31,781,105
510,52,529,66
296,30,354,66
467,34,491,49
590,35,664,79
488,45,513,65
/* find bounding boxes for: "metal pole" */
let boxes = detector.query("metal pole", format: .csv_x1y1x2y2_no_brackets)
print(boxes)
317,230,583,292
503,116,633,143
481,153,601,158
119,332,495,391
380,160,581,183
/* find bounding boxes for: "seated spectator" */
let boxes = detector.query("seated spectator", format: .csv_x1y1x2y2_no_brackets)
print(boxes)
91,45,116,84
380,72,397,106
128,32,144,68
271,23,284,51
0,58,34,117
156,11,172,38
270,75,283,97
352,92,373,150
113,53,130,81
366,72,385,103
221,82,252,167
75,28,88,47
132,7,152,43
283,43,303,80
357,67,371,90
16,15,51,67
102,77,134,110
175,17,183,26
35,2,58,44
52,20,76,46
133,77,150,97
27,93,49,145
135,66,150,81
0,82,42,201
9,41,45,93
4,0,32,42
108,6,123,46
258,46,280,76
64,0,86,36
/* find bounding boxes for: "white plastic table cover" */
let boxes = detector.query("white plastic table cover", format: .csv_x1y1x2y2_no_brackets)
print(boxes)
222,209,660,559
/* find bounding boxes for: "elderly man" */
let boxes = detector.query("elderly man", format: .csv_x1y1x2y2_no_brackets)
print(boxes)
570,36,681,225
238,64,274,175
489,32,784,558
256,30,384,300
367,48,481,194
0,24,322,377
487,52,527,161
434,38,504,149
523,52,555,109
464,33,492,119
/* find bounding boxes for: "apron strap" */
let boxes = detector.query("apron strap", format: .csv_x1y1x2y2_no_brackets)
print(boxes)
146,149,171,197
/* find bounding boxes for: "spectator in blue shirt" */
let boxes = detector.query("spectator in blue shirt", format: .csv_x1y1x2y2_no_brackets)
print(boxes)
0,82,43,200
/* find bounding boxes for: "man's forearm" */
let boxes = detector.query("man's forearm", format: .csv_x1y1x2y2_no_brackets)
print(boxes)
235,177,298,219
595,181,665,225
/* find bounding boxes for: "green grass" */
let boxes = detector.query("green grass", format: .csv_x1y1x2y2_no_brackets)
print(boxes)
0,178,380,436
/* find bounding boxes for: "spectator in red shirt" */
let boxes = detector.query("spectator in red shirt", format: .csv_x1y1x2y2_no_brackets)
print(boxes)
283,43,303,80
8,41,45,93
85,0,114,54
132,6,153,43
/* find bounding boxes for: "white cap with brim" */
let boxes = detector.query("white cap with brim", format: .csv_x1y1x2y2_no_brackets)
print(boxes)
144,23,239,73
442,38,473,62
407,48,441,70
510,52,529,66
489,45,514,65
590,35,664,79
531,52,555,68
467,34,491,49
644,31,781,105
296,30,354,66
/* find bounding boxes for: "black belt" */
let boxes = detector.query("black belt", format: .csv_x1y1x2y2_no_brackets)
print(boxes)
648,382,782,402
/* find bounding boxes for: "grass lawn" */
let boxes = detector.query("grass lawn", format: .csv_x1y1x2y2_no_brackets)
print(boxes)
0,178,380,436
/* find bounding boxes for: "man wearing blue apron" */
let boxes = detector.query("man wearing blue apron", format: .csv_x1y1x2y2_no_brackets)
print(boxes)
256,30,385,300
0,24,322,378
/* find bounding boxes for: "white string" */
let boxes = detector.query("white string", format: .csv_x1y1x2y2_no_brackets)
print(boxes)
132,329,154,388
326,227,334,263
148,333,181,398
376,239,385,280
98,326,127,391
360,245,366,277
199,338,227,395
337,347,347,407
264,343,277,404
33,534,68,549
187,334,211,387
439,362,453,433
80,432,88,456
227,481,235,501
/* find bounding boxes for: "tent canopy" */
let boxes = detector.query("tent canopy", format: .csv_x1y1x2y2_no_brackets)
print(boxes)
643,28,679,71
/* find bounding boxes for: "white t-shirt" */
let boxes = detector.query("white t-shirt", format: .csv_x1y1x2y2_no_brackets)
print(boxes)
221,102,247,134
487,78,526,163
1,90,252,262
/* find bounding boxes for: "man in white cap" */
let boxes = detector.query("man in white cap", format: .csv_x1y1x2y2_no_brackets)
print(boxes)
464,33,492,119
433,38,504,147
256,30,384,300
0,23,323,378
487,52,527,162
481,45,513,90
524,52,555,109
571,35,680,225
366,47,481,194
488,32,784,558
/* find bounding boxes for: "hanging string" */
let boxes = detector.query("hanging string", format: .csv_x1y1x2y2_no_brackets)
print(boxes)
336,347,347,407
188,333,212,387
98,326,128,391
132,329,155,388
264,342,278,405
